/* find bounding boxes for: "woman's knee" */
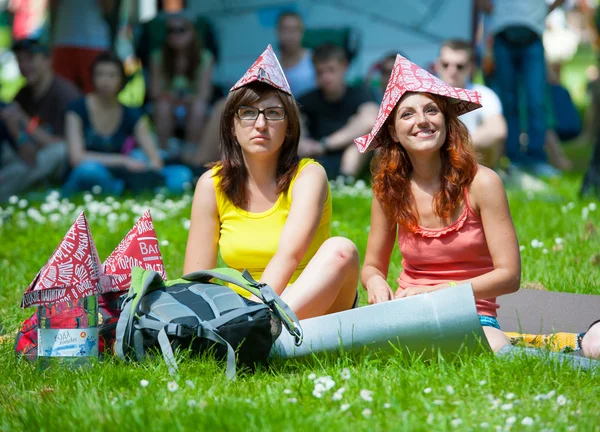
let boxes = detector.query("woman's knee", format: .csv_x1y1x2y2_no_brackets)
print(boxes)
154,99,173,120
582,322,600,359
320,237,359,268
71,161,109,179
188,100,208,119
483,326,510,353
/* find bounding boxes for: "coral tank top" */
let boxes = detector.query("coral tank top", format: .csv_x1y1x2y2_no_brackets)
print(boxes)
397,189,499,316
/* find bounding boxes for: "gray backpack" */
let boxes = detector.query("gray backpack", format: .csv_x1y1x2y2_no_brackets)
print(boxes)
115,266,302,379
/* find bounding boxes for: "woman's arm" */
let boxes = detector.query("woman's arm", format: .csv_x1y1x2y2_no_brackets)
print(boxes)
183,170,220,274
463,167,521,299
259,163,329,295
134,115,163,170
66,111,145,169
195,53,214,105
361,196,397,303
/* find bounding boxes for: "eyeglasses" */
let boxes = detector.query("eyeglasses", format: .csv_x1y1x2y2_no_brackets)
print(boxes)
167,26,187,34
236,106,287,121
441,62,467,71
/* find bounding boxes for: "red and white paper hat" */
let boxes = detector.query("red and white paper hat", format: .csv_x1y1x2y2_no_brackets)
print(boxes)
354,54,482,153
21,212,102,308
230,44,292,95
101,210,167,292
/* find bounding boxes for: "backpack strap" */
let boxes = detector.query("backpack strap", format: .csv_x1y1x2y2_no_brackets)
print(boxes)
136,316,240,380
115,267,165,360
181,268,303,345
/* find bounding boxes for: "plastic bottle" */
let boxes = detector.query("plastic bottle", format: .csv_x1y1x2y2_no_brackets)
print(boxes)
37,295,99,367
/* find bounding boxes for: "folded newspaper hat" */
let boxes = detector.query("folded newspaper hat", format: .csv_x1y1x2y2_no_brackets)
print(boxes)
21,212,102,308
230,44,292,95
102,209,167,292
354,54,482,153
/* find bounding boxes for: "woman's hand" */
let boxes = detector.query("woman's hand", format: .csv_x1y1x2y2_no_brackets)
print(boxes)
124,157,147,172
366,279,394,304
394,285,439,299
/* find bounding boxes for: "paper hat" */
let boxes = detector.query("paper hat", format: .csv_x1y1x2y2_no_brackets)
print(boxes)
102,210,167,293
354,54,482,153
230,44,292,95
21,212,102,308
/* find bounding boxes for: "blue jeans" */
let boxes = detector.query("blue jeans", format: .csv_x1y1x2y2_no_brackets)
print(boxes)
62,161,125,196
493,36,547,165
63,152,193,196
129,149,193,194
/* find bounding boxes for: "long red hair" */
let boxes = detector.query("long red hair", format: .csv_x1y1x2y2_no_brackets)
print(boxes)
371,93,478,232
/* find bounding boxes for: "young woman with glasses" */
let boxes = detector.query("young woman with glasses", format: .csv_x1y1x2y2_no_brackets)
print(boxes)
183,47,359,319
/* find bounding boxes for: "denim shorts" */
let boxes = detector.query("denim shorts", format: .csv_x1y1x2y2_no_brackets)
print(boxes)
479,315,501,330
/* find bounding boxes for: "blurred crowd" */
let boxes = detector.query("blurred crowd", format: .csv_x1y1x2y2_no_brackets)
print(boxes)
0,0,599,203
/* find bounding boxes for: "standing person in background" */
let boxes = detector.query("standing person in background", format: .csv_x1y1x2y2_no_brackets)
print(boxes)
9,0,48,40
435,39,507,169
0,38,80,202
63,51,192,196
478,0,565,177
150,12,215,163
276,11,316,99
50,0,117,93
298,44,378,182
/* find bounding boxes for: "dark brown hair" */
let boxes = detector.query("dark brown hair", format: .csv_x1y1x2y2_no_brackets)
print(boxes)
162,18,202,84
91,51,127,92
312,43,348,65
371,93,478,232
216,82,301,209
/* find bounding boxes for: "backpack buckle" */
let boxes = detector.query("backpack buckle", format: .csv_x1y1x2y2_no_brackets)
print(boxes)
166,323,194,338
292,324,303,346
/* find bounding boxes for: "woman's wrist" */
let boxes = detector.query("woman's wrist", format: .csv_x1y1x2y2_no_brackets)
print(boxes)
319,136,329,151
365,274,388,291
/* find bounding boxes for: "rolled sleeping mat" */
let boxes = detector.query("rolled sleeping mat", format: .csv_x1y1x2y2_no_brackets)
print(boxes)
271,283,491,359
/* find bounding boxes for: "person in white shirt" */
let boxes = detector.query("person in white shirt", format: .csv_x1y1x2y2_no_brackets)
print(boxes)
436,39,507,168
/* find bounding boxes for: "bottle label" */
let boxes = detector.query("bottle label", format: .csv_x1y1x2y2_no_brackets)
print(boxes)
38,328,99,357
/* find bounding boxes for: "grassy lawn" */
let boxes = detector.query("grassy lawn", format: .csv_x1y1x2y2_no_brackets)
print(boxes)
0,173,599,431
0,36,599,432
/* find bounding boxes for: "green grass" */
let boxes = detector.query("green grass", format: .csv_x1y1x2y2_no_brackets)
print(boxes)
0,175,599,431
1,41,599,432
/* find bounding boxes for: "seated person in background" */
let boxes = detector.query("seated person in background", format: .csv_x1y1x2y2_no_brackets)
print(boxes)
184,46,359,319
63,51,192,196
150,12,215,161
435,39,507,169
276,11,317,98
0,39,80,202
298,44,378,181
366,52,400,103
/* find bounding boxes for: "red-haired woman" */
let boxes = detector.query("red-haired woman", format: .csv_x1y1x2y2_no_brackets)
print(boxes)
358,56,521,352
183,46,359,320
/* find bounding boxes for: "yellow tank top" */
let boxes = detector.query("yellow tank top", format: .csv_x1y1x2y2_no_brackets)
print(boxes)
213,159,332,297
